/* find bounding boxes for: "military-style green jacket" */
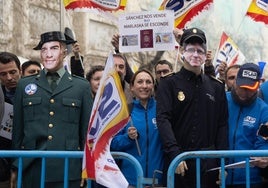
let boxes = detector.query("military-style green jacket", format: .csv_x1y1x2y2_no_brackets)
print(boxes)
12,70,93,183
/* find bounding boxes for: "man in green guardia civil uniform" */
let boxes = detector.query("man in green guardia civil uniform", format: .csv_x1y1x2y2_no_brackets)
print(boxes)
11,31,93,188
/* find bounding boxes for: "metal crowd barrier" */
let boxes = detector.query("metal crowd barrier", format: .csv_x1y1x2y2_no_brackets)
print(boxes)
2,150,267,188
167,150,268,188
0,151,146,188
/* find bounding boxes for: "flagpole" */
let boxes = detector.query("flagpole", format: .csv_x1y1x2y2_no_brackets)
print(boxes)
234,0,252,39
60,0,65,32
174,47,184,72
64,27,85,70
130,117,141,156
234,16,246,39
78,53,84,70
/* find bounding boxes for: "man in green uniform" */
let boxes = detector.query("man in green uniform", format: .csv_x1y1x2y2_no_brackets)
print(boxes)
12,31,93,188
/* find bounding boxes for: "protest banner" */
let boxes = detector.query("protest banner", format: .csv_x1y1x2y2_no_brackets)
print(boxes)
119,10,175,52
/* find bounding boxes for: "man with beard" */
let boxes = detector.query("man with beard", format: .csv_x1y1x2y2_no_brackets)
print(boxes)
226,62,268,187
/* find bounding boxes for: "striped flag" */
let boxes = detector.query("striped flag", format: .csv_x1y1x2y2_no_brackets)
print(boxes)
213,32,245,75
159,0,213,29
63,0,127,11
82,52,129,188
246,0,268,25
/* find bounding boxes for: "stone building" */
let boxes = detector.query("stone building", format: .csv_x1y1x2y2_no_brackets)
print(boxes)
0,0,177,75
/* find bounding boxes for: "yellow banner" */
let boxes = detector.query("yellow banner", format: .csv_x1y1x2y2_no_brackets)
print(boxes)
246,0,268,24
159,0,213,29
64,0,127,11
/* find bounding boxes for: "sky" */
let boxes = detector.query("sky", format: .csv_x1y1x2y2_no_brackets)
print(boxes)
127,0,268,64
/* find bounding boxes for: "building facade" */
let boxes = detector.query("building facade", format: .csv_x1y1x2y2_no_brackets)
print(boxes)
0,0,177,74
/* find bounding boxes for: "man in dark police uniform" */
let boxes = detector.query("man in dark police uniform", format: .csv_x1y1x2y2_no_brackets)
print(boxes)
12,31,93,188
156,28,229,187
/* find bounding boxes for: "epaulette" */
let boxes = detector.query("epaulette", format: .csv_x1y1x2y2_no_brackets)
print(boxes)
21,74,39,80
209,75,223,84
72,74,87,80
161,72,175,79
71,75,89,83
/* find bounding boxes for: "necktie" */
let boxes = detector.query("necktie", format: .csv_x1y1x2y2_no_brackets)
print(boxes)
47,72,59,91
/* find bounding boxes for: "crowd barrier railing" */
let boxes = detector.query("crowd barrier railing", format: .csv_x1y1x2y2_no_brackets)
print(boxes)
167,150,268,188
0,151,146,188
3,150,267,188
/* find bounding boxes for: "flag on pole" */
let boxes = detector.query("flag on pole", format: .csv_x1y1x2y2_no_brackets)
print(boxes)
246,0,268,25
82,52,129,188
258,61,267,78
213,32,245,75
63,0,127,11
159,0,213,29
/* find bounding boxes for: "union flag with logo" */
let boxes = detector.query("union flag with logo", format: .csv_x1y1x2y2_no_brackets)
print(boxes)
82,52,129,188
213,32,245,75
159,0,213,29
63,0,127,11
246,0,268,25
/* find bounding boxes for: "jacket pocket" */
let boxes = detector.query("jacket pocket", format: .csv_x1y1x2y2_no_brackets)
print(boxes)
21,139,36,150
23,97,42,121
62,98,81,123
65,139,80,151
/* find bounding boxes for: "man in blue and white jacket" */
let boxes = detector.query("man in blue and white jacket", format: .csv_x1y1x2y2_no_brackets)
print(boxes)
226,63,268,187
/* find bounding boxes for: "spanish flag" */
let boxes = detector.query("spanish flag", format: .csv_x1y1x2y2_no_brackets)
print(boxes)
63,0,127,11
159,0,213,29
246,0,268,25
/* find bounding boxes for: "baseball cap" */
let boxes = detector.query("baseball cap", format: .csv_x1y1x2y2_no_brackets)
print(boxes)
179,27,207,46
236,63,261,90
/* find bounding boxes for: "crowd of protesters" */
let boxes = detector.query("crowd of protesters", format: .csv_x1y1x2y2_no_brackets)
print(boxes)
1,27,268,188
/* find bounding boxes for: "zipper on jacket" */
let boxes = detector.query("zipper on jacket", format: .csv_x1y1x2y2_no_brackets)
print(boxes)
231,107,242,185
145,108,149,177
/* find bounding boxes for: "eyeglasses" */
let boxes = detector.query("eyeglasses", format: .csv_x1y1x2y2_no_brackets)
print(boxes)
185,48,206,55
156,69,170,75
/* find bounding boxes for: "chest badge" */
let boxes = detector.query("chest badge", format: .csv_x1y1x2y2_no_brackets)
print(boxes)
177,91,185,101
25,84,37,95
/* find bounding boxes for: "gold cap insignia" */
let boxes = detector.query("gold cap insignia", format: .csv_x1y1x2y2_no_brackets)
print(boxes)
193,29,197,33
177,91,185,101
